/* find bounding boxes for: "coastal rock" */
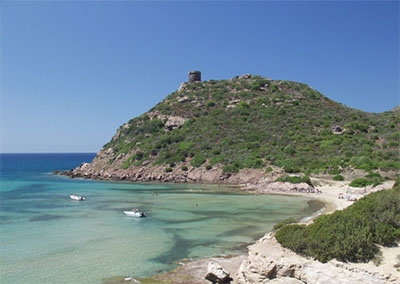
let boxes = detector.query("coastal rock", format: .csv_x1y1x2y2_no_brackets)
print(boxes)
245,181,315,194
236,232,398,284
205,262,231,283
238,259,277,283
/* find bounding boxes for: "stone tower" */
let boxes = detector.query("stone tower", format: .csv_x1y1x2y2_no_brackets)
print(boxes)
188,70,201,83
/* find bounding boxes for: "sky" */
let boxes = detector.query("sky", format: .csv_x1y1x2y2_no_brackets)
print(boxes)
1,1,399,153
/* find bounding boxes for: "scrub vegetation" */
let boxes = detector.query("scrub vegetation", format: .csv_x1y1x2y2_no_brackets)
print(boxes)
275,178,400,263
103,75,400,176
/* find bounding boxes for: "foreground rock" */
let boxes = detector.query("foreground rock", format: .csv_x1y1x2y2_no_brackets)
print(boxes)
236,232,399,284
150,255,246,284
205,262,231,283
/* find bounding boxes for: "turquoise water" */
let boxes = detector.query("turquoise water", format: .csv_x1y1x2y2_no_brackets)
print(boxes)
0,154,320,284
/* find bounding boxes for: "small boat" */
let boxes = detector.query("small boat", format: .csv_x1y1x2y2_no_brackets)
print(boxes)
70,194,86,201
124,209,146,218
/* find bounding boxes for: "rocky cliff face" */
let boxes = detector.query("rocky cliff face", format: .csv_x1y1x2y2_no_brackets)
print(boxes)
62,157,273,185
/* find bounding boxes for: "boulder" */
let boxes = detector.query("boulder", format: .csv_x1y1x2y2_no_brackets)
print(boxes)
165,116,187,130
205,262,230,283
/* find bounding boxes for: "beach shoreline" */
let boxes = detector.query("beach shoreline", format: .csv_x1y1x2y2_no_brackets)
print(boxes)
139,178,399,284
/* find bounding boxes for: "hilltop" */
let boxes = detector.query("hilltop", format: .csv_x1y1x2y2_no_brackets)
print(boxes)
64,74,399,184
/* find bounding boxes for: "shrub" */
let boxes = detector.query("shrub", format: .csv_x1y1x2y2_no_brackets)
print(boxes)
350,177,381,187
191,153,206,167
223,163,240,173
329,168,340,175
178,142,194,156
283,144,296,155
273,217,299,230
121,160,130,169
333,175,344,181
135,151,144,161
365,171,383,180
275,175,311,185
350,156,378,171
206,100,216,107
349,178,367,187
275,224,307,253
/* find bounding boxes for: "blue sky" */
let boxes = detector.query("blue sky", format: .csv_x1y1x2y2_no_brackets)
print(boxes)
1,1,399,153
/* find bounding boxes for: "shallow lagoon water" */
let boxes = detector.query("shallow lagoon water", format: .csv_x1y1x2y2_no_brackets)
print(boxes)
0,154,321,284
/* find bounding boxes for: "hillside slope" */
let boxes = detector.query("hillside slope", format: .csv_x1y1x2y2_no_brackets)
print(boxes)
66,75,400,183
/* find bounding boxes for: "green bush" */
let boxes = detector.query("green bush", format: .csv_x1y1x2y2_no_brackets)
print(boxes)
206,100,216,107
135,151,144,161
275,224,307,253
273,217,299,230
275,175,311,185
365,171,383,180
329,168,340,175
121,160,131,169
223,163,240,173
350,176,382,187
191,153,206,167
333,175,344,181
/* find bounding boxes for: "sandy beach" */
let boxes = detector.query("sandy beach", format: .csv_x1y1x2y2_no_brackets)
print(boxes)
148,178,399,284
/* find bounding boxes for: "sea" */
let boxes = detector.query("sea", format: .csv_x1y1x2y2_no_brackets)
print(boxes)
0,153,322,284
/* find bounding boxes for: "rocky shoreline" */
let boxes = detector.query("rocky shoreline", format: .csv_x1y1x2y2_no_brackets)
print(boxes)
56,147,291,185
57,161,275,185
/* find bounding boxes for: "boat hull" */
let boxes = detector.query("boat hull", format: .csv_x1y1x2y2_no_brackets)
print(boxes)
123,211,146,218
70,194,86,201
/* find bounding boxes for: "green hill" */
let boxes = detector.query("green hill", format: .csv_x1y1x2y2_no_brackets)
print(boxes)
70,74,400,182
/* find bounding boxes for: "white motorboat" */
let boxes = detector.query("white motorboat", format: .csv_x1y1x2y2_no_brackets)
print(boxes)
69,194,86,201
123,209,146,218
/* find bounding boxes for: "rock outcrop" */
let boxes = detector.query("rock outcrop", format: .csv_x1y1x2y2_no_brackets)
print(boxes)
236,233,399,284
58,156,273,185
164,116,187,131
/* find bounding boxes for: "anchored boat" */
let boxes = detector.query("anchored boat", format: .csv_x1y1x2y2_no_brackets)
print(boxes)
69,194,86,201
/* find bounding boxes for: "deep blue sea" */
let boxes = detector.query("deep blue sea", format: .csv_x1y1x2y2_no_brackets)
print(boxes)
0,153,320,284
